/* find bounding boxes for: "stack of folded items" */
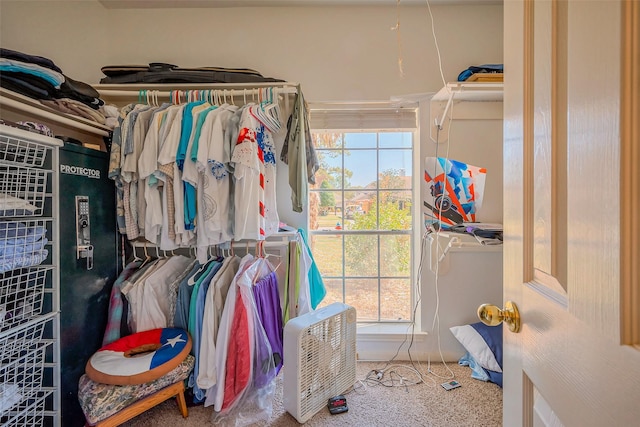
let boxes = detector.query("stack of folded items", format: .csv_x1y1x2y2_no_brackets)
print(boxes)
0,221,48,274
0,48,117,128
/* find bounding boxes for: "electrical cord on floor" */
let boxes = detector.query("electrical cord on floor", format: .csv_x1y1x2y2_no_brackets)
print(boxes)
362,364,436,391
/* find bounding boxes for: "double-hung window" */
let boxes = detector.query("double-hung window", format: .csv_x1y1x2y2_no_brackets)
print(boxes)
308,105,417,322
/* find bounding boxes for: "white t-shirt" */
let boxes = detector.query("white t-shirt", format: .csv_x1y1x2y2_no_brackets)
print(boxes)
197,105,238,245
231,107,263,240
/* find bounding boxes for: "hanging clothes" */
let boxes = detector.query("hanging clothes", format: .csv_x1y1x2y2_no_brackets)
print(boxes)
280,86,320,213
206,254,254,409
252,270,283,374
107,87,311,249
197,255,241,390
189,256,224,402
297,228,326,310
102,259,142,345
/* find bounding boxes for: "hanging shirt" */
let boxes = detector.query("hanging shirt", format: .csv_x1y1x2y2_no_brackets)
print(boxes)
121,258,167,333
221,287,251,411
155,105,183,249
182,105,219,262
137,255,194,331
249,105,280,237
173,262,203,331
102,259,142,346
138,104,171,244
298,228,326,309
197,105,238,246
158,104,192,246
280,88,320,213
197,255,240,389
206,254,254,410
120,105,150,239
231,107,263,240
108,103,135,234
123,105,156,239
191,257,224,402
180,102,211,232
252,271,284,375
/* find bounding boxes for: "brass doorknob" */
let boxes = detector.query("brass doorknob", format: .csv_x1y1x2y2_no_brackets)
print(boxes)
477,301,521,333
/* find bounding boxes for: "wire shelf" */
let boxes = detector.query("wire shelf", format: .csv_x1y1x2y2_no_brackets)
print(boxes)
0,134,49,169
0,340,51,426
0,267,53,333
0,166,49,218
0,317,46,362
0,219,51,275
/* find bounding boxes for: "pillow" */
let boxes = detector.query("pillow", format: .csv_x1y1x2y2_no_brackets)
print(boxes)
450,322,502,373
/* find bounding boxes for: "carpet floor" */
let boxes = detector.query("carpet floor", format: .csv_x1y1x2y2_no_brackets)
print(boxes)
121,360,502,427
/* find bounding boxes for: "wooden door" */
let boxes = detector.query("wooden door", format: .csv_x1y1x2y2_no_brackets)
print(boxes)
502,1,640,425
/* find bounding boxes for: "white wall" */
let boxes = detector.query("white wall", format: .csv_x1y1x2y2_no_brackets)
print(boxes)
0,0,504,360
0,1,502,102
0,1,108,86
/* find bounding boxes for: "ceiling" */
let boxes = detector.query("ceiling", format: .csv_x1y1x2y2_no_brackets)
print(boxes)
98,0,501,9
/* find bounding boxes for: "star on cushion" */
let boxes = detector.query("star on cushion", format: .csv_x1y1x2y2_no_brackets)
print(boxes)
163,334,186,348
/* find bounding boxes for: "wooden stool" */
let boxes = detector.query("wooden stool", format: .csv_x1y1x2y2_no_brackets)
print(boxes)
89,381,188,427
78,355,195,426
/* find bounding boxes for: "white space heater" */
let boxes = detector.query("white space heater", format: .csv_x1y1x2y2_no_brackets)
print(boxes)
283,302,357,423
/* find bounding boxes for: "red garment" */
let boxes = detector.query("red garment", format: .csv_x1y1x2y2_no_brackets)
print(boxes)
222,290,251,410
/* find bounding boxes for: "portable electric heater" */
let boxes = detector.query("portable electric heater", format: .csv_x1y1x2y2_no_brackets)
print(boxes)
283,303,357,423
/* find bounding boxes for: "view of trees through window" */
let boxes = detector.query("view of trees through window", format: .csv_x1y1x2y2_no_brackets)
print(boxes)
309,131,413,322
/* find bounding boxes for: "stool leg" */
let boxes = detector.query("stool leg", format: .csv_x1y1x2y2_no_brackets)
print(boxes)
176,389,188,418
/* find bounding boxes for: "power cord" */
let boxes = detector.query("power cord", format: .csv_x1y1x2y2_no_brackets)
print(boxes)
362,0,457,390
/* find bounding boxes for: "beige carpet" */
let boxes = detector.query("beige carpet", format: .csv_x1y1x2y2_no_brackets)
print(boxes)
121,360,502,427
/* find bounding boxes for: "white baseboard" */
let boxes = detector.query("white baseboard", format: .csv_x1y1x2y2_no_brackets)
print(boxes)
355,327,464,363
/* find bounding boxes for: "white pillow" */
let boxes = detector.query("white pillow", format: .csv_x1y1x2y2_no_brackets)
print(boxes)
450,323,502,373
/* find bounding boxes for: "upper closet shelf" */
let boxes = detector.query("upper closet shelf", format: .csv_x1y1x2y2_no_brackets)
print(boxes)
0,88,112,138
429,82,503,143
431,82,503,103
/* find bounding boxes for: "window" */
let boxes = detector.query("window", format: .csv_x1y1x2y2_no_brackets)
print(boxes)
309,106,417,323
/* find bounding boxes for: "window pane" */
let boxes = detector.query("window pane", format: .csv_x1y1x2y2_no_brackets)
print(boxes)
380,279,411,321
345,235,377,277
378,191,412,231
310,126,414,324
313,133,344,149
344,149,376,189
344,190,375,231
317,278,343,309
312,234,343,276
344,132,376,149
379,150,412,189
379,132,412,148
315,150,342,189
380,235,411,276
345,279,378,321
310,190,343,230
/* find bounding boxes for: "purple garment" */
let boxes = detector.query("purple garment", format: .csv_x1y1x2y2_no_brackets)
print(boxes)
252,271,284,375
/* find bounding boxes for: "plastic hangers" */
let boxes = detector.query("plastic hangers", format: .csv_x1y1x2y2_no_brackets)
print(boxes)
139,242,153,269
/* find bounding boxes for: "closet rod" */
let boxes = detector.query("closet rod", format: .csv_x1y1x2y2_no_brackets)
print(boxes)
129,240,292,250
95,84,298,99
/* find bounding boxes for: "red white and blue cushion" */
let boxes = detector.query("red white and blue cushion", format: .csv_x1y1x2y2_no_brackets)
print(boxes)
85,328,191,385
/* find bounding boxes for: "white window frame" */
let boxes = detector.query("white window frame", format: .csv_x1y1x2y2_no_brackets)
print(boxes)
308,104,419,324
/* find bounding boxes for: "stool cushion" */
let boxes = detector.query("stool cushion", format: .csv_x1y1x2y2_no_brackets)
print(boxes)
78,355,194,425
86,328,192,385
